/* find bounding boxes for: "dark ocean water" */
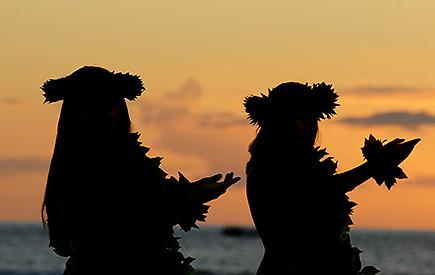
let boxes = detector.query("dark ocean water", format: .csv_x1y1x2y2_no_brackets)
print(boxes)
1,223,435,275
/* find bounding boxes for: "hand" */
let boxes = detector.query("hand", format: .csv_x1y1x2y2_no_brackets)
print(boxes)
383,137,421,166
172,172,241,231
190,172,241,203
361,134,421,189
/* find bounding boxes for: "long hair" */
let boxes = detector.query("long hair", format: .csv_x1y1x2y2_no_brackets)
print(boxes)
41,98,132,232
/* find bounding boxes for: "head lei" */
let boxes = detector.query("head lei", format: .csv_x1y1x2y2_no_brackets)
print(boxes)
244,82,339,126
41,66,145,103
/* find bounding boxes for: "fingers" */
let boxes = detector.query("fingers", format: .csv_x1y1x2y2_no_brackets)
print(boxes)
225,176,241,186
192,172,241,195
193,174,223,185
384,138,421,165
193,173,241,203
224,172,234,182
194,172,241,185
221,172,241,186
406,138,421,147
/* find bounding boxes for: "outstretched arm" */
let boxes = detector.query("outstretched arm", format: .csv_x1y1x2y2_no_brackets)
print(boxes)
333,162,371,193
161,172,241,231
188,172,241,203
333,135,420,193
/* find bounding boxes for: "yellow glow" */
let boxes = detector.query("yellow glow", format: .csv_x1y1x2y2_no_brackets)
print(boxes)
1,0,435,230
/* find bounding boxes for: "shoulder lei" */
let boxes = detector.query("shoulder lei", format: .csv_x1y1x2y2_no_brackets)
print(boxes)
127,132,210,274
312,146,338,177
311,147,380,275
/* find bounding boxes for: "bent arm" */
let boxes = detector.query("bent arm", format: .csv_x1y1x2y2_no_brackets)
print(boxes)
333,162,372,193
159,172,240,231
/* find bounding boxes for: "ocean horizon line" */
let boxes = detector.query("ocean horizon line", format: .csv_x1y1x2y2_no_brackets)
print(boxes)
2,221,434,235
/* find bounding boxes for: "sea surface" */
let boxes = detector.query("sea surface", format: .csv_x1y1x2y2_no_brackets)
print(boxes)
1,223,435,275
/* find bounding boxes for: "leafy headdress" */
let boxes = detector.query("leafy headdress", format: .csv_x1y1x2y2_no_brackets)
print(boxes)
244,82,339,126
41,66,144,103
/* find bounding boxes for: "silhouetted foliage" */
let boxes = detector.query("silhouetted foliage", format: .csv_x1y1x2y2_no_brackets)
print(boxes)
41,66,239,274
244,82,419,275
362,134,420,190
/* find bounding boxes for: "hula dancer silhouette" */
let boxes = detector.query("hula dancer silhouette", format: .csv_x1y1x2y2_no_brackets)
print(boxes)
244,82,420,275
41,66,240,274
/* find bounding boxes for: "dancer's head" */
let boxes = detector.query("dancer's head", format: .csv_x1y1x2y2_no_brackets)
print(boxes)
244,82,339,146
42,66,144,140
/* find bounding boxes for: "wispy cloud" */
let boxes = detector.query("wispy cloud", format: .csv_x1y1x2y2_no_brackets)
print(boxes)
141,79,245,128
197,113,245,128
408,176,435,187
140,79,199,125
165,79,202,100
2,97,22,105
137,79,249,180
141,101,191,124
0,156,49,176
345,85,429,95
339,111,435,129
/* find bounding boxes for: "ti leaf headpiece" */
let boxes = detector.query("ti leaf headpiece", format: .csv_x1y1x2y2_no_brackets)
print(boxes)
41,66,145,103
244,82,339,126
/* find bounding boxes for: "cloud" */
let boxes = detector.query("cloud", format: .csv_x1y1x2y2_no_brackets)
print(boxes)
339,111,435,129
141,101,191,124
345,85,428,95
140,79,200,125
0,156,49,176
197,113,246,128
137,79,250,181
153,125,250,183
2,97,22,105
165,79,202,100
141,79,245,128
412,177,435,186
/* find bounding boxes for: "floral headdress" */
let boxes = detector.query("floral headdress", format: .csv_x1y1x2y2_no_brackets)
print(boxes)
41,66,145,103
244,82,339,125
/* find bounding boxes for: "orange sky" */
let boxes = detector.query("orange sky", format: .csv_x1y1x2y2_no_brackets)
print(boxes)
1,1,435,231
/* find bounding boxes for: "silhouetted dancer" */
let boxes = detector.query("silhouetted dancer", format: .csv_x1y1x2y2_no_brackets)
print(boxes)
244,82,420,275
40,66,240,275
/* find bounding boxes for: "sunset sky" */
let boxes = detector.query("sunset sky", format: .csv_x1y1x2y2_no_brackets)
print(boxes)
1,0,435,231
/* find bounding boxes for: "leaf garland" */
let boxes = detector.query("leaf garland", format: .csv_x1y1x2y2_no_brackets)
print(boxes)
313,146,379,275
126,132,216,273
41,66,144,103
244,81,340,126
